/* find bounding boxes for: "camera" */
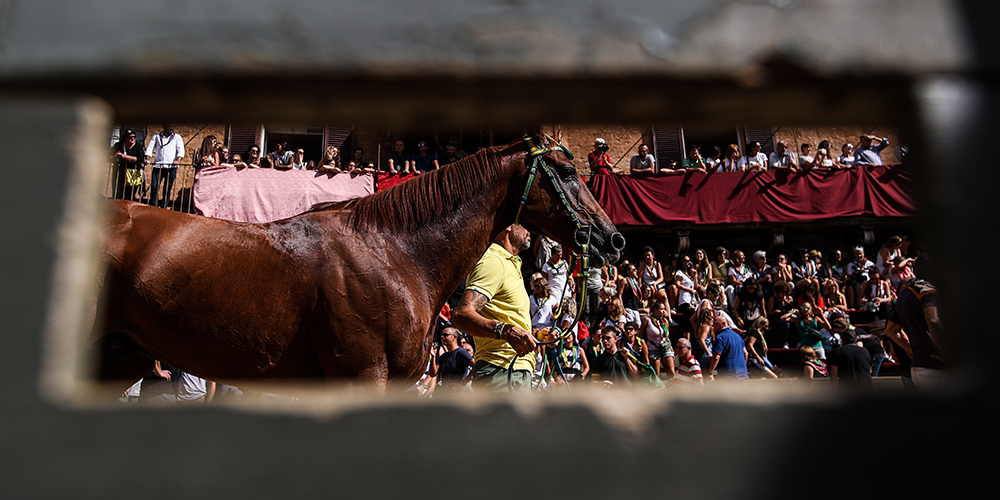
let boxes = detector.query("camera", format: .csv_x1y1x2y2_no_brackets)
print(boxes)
599,143,609,152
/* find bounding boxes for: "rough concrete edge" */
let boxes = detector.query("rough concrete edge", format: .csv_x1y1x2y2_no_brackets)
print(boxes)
38,96,113,405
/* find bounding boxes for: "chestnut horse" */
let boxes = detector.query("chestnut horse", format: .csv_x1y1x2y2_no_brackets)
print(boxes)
91,136,624,392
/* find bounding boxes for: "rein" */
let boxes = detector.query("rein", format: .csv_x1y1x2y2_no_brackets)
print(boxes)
507,137,594,392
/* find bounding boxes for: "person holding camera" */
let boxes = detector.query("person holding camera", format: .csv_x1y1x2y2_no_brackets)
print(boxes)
589,138,612,175
769,140,799,173
798,143,818,169
845,246,876,309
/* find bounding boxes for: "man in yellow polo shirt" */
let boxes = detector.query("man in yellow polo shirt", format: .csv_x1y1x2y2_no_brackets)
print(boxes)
452,224,538,392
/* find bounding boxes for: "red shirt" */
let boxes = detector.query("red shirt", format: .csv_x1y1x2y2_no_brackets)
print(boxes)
588,151,612,174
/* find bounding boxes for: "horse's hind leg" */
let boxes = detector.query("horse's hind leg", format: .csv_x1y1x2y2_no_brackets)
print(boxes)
346,363,388,396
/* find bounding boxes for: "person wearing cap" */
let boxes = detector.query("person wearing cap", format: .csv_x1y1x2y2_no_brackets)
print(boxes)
588,138,612,175
854,134,889,166
673,338,703,384
769,140,799,173
410,140,439,173
452,224,538,393
110,128,144,201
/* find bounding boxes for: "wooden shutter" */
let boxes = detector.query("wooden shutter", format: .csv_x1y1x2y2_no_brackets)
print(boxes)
743,126,776,156
652,126,683,169
324,126,355,150
228,125,261,157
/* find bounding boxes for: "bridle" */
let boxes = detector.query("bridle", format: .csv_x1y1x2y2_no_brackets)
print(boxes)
507,137,597,391
514,136,593,269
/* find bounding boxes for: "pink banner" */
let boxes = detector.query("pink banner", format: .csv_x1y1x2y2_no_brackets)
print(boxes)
193,166,374,223
589,165,917,226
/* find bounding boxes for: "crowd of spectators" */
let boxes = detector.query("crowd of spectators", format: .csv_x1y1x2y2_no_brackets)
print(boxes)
110,126,468,208
614,134,892,176
407,230,931,396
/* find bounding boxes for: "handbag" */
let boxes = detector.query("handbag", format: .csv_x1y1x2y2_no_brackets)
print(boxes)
125,168,143,186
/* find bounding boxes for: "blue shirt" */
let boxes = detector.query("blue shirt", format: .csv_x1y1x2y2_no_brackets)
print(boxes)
855,139,889,165
712,328,749,380
411,152,438,172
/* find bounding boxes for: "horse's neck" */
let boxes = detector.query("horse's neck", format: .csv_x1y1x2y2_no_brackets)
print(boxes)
408,155,521,293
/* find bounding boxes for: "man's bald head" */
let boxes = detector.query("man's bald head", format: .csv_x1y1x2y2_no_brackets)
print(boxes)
712,315,727,333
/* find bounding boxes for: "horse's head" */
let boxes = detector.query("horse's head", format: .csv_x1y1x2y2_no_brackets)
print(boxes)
509,136,625,268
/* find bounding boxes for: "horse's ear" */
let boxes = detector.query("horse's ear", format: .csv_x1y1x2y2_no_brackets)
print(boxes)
536,131,550,148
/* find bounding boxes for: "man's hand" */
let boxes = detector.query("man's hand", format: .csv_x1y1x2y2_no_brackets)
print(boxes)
502,326,537,357
153,360,171,381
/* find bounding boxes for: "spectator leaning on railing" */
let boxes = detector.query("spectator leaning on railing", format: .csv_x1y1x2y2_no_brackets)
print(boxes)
629,143,656,174
144,124,185,209
855,134,889,166
110,128,144,201
769,140,799,173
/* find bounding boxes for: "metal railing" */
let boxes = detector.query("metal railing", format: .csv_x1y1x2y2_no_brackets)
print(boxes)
105,126,208,214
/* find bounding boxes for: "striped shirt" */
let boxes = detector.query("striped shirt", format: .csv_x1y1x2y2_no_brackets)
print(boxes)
675,356,703,382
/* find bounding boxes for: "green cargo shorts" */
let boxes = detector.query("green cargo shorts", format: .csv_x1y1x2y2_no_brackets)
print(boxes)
470,360,531,393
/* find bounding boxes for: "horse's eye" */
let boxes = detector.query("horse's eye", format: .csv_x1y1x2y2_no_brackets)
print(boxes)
558,164,577,179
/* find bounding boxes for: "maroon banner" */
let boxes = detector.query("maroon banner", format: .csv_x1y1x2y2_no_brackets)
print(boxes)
588,166,917,226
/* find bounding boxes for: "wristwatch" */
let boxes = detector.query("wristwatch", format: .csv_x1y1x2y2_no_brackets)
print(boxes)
493,321,509,340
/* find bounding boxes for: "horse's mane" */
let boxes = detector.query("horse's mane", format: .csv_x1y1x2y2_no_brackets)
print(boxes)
344,145,517,232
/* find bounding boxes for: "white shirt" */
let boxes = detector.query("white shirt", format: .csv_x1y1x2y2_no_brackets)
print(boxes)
530,294,560,329
542,260,571,298
738,153,768,170
729,264,751,284
145,132,185,168
769,151,797,168
675,270,696,306
705,157,723,173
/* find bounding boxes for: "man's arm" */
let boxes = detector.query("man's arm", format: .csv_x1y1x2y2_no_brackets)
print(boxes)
830,365,839,385
884,320,913,356
175,137,184,165
621,352,639,378
451,289,536,356
706,353,721,380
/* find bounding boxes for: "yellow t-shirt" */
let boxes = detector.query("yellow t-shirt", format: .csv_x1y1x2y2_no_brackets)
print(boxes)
466,243,534,372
